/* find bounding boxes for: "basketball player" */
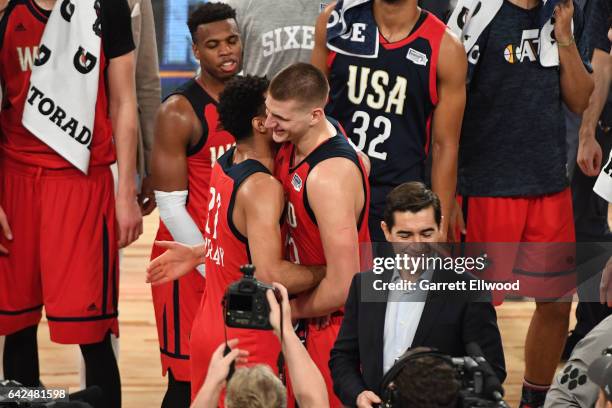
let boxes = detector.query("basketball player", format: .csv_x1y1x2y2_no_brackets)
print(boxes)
265,63,371,407
455,0,593,407
0,0,142,406
147,75,326,403
312,0,467,242
150,3,240,406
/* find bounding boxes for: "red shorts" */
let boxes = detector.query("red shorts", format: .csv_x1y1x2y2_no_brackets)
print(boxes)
150,233,206,382
304,316,343,408
459,188,576,301
0,157,119,344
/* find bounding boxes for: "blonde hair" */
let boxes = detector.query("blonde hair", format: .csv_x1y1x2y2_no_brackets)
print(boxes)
224,365,287,408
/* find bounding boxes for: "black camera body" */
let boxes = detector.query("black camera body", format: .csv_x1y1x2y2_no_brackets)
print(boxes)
451,357,509,408
224,264,275,330
378,347,508,408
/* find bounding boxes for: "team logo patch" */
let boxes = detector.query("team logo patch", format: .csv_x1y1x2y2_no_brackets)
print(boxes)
292,173,303,192
406,48,428,66
503,29,539,64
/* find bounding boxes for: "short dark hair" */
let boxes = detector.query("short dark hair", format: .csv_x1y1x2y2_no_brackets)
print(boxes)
218,75,269,141
383,182,441,229
395,355,460,407
187,2,236,43
268,63,329,107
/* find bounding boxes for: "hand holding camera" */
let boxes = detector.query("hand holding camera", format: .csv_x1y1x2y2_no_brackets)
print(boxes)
224,264,281,330
266,282,292,339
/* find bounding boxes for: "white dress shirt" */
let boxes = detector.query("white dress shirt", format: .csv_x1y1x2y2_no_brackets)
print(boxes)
382,268,433,374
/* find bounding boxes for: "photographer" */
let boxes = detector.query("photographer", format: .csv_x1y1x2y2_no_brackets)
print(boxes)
191,283,328,408
378,347,462,407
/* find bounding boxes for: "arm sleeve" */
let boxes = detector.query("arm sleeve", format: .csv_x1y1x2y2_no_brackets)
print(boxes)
155,190,206,276
328,274,368,406
102,0,136,59
134,0,161,175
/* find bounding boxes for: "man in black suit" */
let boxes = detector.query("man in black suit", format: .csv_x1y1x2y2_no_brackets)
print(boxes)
329,182,506,408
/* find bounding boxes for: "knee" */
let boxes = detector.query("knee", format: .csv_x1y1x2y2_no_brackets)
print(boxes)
535,301,571,323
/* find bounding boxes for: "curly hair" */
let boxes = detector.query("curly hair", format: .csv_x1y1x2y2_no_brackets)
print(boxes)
218,75,269,141
225,365,286,408
187,2,236,43
394,355,461,408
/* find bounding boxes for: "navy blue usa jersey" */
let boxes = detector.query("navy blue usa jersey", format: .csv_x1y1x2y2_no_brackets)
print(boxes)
325,11,446,226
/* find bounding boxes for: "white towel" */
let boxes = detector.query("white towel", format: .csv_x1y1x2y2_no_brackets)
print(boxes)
326,0,379,58
447,0,569,79
594,154,612,203
22,0,101,174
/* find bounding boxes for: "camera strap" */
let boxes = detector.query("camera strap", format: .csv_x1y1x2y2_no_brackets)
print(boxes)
277,303,286,385
221,294,236,382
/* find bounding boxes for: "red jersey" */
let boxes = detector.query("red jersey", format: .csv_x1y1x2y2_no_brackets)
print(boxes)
275,119,371,266
190,147,281,398
0,0,119,169
154,79,235,239
274,120,371,408
150,80,234,378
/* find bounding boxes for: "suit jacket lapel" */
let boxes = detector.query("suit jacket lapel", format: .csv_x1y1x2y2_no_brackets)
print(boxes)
412,270,445,347
368,269,392,378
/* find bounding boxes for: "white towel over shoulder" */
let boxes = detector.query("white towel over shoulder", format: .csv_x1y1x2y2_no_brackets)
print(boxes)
22,0,101,174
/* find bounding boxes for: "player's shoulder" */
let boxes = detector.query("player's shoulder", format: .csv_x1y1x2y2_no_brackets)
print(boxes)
237,170,283,206
438,29,467,76
440,28,465,56
241,171,281,192
155,95,199,143
307,155,361,188
158,94,196,120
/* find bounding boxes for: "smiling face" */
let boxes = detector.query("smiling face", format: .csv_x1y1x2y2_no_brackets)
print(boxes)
381,207,441,257
264,95,318,144
192,18,242,82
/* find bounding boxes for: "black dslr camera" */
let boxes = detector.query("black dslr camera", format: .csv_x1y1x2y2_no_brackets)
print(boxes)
223,264,276,330
378,344,508,408
451,356,509,408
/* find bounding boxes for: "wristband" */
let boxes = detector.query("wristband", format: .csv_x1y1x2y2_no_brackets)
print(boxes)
557,36,575,47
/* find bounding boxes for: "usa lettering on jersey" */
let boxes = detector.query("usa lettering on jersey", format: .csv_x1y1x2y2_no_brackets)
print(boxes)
346,65,407,115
